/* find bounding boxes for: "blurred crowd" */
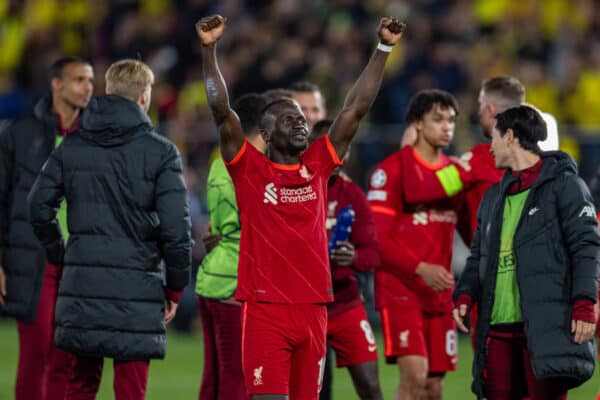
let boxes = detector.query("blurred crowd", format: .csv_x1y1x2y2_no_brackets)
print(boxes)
3,1,600,323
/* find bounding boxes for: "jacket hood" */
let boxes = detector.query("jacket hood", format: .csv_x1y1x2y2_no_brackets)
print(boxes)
538,150,578,177
499,151,577,193
79,95,152,147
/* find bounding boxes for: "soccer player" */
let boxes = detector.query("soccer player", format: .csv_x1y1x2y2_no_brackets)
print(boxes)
399,77,526,353
196,14,404,399
289,80,336,400
398,77,523,244
311,120,383,400
289,81,327,131
28,59,191,400
196,93,267,400
367,89,461,400
458,76,526,244
0,57,93,400
453,105,599,400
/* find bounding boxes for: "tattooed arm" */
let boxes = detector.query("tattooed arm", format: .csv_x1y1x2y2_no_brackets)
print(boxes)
196,15,245,162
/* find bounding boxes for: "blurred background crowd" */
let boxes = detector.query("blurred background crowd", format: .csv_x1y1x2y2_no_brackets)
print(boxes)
2,0,600,329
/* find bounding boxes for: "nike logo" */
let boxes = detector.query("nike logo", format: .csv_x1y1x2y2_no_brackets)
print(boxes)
528,207,539,216
368,345,377,352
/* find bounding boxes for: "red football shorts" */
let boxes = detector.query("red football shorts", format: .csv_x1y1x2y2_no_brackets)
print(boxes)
380,307,458,373
241,302,327,398
327,304,378,367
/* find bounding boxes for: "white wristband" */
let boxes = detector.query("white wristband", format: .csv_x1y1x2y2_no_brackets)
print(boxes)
377,42,393,53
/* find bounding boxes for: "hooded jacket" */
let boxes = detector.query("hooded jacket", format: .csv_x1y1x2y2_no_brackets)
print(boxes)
453,151,600,398
0,97,61,322
28,95,191,360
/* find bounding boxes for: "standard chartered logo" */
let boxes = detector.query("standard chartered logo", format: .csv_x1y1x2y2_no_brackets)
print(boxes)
263,182,317,205
263,182,278,205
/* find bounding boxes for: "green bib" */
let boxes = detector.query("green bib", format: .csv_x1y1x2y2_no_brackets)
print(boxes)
54,135,69,241
195,157,241,299
490,189,530,325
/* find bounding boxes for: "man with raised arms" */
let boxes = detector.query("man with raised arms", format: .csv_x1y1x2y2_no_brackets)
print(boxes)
196,14,404,400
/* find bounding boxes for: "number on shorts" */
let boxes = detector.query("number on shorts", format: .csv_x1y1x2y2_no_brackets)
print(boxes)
360,320,376,344
445,330,457,356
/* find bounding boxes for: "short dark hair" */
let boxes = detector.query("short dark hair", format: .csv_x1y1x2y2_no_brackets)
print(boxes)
289,81,321,93
49,56,90,80
495,105,547,154
262,88,295,103
232,93,267,133
309,119,333,143
259,98,298,130
405,89,459,123
482,76,525,108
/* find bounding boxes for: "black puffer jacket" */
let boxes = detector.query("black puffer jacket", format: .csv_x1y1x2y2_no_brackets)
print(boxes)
0,97,61,322
28,95,191,360
454,151,600,399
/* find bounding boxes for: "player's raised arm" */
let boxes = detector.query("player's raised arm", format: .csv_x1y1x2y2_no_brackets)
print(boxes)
196,15,244,162
329,17,405,159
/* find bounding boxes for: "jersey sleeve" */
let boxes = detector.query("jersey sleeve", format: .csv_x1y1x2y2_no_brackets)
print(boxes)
366,160,399,213
302,134,343,177
402,158,470,204
367,158,421,277
224,139,270,187
347,182,380,272
223,140,249,179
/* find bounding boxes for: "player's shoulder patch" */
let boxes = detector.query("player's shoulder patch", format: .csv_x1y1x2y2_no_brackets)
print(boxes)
367,190,387,201
370,168,387,188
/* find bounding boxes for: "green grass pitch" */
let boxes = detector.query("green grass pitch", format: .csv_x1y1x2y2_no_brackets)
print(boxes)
0,319,598,399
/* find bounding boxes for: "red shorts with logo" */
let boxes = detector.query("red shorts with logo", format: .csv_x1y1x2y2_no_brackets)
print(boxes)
327,304,378,367
242,302,327,398
380,307,457,373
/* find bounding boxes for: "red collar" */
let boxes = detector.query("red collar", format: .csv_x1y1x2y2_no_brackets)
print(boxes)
507,159,543,194
58,114,80,136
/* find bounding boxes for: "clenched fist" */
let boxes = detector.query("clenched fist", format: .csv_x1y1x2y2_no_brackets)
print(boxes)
195,15,227,46
378,17,406,46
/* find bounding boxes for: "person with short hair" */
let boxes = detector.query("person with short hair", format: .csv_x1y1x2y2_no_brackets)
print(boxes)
196,92,267,400
289,81,327,131
453,105,600,400
197,14,404,399
0,56,94,400
310,119,383,400
368,89,462,400
28,58,191,400
400,77,546,361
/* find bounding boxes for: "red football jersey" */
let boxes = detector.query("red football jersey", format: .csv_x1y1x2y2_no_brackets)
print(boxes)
456,143,503,245
389,143,503,247
226,135,342,303
325,173,381,319
368,146,457,313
